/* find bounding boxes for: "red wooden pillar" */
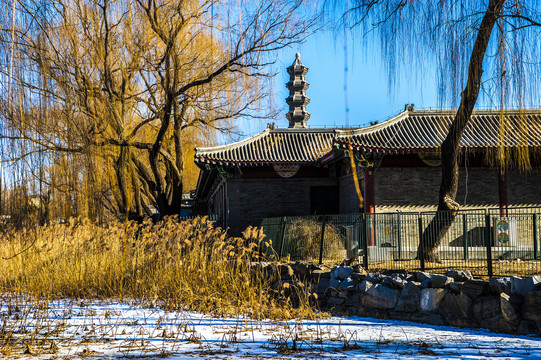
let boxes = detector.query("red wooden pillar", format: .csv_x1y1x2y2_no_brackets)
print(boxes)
364,167,375,246
498,170,507,217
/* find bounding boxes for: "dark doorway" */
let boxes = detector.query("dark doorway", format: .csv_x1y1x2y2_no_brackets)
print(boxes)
310,186,339,215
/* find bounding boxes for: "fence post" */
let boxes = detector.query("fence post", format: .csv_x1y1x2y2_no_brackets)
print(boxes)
278,217,286,259
462,213,469,260
397,212,402,260
485,214,493,278
357,214,362,258
418,214,425,272
363,213,369,270
318,215,327,265
534,213,538,260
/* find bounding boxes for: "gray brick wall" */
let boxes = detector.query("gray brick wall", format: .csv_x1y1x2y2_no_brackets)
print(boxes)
211,165,541,234
225,178,338,234
340,166,541,213
507,168,541,205
339,172,363,214
374,166,502,209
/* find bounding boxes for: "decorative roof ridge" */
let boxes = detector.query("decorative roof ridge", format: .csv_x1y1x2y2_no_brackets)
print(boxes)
335,108,541,142
270,127,337,133
335,110,410,138
408,108,541,115
196,127,338,155
195,129,272,154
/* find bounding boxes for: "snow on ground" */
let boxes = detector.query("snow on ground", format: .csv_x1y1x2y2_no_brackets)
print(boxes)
2,298,541,359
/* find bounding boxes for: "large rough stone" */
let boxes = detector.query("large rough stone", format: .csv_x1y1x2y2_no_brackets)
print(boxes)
296,262,324,279
381,276,393,287
279,265,295,280
317,278,330,294
431,274,452,288
518,320,538,335
329,278,340,289
311,270,325,282
416,271,432,283
473,296,502,329
428,314,444,326
350,272,366,282
352,264,367,275
446,316,473,328
405,274,416,282
391,274,407,289
362,284,399,309
331,266,354,281
511,276,541,298
447,282,462,294
420,279,432,289
446,269,473,282
490,318,516,333
500,293,521,325
440,292,472,319
327,297,345,306
396,282,421,312
293,261,312,279
344,293,362,307
357,280,373,292
338,277,355,290
489,277,511,295
420,288,447,313
313,270,330,282
366,273,384,283
461,279,488,299
392,272,408,280
255,262,276,279
523,289,541,321
338,266,354,280
382,276,405,290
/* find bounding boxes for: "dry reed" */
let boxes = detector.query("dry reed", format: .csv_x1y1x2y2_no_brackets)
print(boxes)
0,217,314,320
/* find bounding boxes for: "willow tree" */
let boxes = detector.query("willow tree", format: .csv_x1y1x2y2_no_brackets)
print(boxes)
0,0,315,222
333,0,541,261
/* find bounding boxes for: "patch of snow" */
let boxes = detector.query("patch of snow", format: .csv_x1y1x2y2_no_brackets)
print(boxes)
2,298,540,359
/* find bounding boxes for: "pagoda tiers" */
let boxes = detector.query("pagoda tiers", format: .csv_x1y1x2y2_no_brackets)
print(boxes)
286,53,310,128
194,55,541,235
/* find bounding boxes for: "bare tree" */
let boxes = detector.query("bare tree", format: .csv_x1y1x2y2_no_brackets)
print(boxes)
0,0,315,222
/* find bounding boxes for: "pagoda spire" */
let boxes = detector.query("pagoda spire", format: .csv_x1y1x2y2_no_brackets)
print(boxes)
286,53,310,128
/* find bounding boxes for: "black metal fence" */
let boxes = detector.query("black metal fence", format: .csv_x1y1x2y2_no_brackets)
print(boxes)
260,207,541,278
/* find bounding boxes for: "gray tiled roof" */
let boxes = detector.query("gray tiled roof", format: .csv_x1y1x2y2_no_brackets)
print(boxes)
335,109,541,152
195,109,541,165
195,128,336,166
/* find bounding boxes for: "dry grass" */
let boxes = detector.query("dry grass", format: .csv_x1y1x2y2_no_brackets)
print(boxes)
0,217,315,320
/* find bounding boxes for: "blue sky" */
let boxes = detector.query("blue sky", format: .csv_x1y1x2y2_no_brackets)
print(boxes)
238,28,441,138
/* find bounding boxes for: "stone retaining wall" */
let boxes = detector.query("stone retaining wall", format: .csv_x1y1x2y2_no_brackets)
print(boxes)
257,262,541,336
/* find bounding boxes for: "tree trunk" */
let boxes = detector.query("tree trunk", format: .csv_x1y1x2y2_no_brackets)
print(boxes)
418,0,505,262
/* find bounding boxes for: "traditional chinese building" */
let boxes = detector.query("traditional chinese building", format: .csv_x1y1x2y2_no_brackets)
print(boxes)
194,55,541,234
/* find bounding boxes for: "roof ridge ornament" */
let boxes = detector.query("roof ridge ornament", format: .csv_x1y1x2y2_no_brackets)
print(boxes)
286,53,310,128
293,52,302,65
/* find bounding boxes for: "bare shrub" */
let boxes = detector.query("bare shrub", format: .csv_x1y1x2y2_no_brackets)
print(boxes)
285,219,346,262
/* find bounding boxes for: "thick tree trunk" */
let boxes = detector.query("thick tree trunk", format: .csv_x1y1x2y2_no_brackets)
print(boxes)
148,92,184,218
418,0,505,262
